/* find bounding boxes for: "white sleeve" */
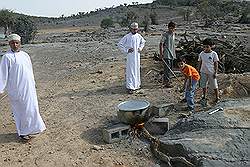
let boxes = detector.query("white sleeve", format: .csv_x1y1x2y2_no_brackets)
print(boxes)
213,52,219,62
198,52,202,61
138,36,146,51
26,53,34,72
0,56,9,93
118,35,128,54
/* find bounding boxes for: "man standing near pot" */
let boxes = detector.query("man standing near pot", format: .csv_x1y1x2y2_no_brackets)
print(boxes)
118,22,146,94
159,21,177,88
0,34,46,141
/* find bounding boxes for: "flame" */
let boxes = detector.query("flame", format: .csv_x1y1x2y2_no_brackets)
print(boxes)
133,122,144,129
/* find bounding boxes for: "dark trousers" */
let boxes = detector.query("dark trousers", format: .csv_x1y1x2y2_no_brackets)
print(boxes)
163,58,173,83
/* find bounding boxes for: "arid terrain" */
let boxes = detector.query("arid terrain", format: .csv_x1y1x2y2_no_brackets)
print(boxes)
0,21,249,167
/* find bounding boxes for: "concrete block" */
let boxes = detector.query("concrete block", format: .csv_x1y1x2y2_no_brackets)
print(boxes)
152,103,174,117
145,117,169,135
102,123,130,143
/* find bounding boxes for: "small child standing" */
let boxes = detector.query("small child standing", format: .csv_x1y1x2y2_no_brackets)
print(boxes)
178,58,200,113
198,38,220,103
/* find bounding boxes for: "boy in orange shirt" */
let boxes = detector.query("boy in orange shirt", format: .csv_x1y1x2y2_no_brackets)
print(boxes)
178,58,200,113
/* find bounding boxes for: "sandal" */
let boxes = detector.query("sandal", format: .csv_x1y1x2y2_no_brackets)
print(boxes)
127,89,134,94
19,135,32,142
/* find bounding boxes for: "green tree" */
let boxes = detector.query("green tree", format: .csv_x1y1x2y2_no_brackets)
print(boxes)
239,2,250,24
100,17,114,29
120,17,129,27
12,16,37,44
0,9,15,37
149,11,158,25
142,15,150,32
195,0,222,27
155,0,197,6
127,10,138,22
119,10,138,27
178,7,193,22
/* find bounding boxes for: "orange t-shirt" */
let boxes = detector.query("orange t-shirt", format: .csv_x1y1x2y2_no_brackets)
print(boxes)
181,64,200,81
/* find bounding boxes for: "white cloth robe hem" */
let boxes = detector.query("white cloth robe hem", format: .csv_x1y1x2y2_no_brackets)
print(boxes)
118,33,146,90
0,50,46,136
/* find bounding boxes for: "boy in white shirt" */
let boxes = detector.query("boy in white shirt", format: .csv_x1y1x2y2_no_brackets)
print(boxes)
198,38,220,103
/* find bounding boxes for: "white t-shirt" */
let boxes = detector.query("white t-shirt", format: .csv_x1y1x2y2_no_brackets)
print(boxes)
198,51,219,74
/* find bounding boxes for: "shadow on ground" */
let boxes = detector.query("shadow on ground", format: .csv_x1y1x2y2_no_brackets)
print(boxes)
80,115,122,145
80,127,105,145
0,133,19,143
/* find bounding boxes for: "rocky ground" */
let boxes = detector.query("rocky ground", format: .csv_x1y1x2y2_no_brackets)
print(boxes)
160,98,250,167
0,24,249,167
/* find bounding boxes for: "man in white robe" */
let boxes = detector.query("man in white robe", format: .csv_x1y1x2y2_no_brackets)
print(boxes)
0,34,46,141
118,22,146,94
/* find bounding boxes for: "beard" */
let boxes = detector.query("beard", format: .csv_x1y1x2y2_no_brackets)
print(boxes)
11,47,21,52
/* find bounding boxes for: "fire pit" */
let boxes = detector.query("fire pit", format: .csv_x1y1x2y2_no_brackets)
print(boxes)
117,100,150,125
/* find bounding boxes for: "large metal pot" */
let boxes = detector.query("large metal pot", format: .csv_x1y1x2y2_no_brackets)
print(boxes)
117,100,150,125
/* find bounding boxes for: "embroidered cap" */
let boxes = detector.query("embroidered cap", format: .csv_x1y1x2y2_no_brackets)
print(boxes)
8,34,21,42
130,22,139,29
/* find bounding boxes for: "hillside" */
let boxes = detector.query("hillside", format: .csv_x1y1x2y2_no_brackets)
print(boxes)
36,4,183,29
32,0,249,29
1,0,249,31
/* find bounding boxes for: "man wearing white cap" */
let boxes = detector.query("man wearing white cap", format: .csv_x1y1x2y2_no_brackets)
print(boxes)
118,22,146,94
0,34,46,142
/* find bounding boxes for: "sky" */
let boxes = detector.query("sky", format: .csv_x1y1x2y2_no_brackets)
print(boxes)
0,0,154,18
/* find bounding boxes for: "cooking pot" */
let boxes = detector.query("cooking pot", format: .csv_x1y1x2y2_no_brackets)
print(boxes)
117,100,151,125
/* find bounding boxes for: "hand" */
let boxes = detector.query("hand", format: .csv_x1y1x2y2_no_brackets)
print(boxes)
159,54,163,60
175,47,182,51
128,48,134,53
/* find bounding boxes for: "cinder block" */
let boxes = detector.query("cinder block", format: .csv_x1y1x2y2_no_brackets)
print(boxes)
145,117,169,135
152,103,174,117
102,123,130,143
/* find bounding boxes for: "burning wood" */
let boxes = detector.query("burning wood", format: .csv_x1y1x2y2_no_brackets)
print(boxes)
129,123,195,167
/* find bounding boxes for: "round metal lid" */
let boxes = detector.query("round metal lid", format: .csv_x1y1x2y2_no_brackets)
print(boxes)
117,100,150,112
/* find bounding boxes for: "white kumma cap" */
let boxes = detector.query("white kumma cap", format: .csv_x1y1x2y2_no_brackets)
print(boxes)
8,34,21,42
130,22,139,29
